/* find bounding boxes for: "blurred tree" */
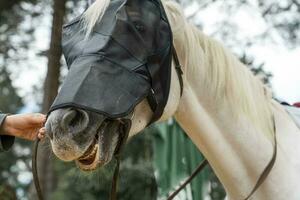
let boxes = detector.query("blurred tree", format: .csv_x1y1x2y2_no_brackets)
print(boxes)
258,0,300,48
34,0,67,199
0,1,37,199
0,184,17,200
0,67,23,113
0,0,39,61
240,53,273,85
184,0,300,51
0,67,25,198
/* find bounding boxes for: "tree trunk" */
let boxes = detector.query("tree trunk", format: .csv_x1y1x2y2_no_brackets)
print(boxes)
42,0,66,113
31,0,66,199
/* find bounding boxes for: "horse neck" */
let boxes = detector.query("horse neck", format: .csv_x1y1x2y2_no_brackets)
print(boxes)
173,24,275,198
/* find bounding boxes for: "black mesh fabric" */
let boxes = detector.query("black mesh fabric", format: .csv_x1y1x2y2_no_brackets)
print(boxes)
49,0,173,121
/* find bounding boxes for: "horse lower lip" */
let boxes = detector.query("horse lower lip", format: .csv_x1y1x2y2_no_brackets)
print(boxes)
77,120,126,169
78,146,97,165
78,137,97,160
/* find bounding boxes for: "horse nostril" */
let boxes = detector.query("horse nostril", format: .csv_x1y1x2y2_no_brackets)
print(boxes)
61,109,89,133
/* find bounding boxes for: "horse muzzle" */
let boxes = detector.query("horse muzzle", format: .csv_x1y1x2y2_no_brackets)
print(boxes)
46,108,131,171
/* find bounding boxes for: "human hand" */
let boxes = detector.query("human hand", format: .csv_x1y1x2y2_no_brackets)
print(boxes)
38,127,46,140
1,113,46,141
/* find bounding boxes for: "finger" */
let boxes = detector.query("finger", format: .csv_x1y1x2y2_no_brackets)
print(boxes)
38,133,45,139
38,127,46,139
30,113,47,125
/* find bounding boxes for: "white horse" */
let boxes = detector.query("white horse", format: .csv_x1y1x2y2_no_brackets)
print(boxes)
46,1,300,199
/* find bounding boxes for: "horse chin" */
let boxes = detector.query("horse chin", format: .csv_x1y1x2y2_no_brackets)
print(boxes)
75,121,122,171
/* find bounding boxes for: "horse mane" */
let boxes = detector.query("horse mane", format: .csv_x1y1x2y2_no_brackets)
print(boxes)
82,0,274,138
164,2,274,138
82,0,110,37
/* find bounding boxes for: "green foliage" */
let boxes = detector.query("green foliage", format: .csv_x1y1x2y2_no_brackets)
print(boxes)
208,172,226,200
0,67,25,199
0,67,23,113
257,0,300,48
0,1,36,199
0,0,39,58
0,68,23,194
0,184,17,200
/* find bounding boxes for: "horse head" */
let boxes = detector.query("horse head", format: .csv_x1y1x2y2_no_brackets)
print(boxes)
45,0,181,171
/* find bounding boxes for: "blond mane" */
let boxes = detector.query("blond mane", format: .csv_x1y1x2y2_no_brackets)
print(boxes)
82,0,110,37
82,0,274,138
163,1,274,138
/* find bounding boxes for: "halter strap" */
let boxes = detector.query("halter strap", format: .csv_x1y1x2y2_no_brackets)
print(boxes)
243,115,277,200
147,45,184,124
172,45,184,97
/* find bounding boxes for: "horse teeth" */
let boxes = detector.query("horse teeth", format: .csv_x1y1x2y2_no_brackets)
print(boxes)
79,146,97,160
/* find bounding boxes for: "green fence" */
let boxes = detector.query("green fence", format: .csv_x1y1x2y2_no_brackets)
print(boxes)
152,121,210,200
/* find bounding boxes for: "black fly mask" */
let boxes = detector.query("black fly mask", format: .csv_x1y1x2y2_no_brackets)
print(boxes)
49,0,182,123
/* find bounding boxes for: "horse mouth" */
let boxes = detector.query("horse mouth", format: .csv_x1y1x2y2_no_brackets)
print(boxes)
75,120,127,171
77,138,98,167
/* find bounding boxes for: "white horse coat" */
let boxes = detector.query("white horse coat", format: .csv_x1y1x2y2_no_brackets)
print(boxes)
78,1,300,199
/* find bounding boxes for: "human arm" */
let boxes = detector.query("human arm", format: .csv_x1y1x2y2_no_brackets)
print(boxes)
0,113,46,152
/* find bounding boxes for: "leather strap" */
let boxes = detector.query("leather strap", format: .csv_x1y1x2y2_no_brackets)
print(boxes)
166,115,277,200
110,157,120,200
147,45,183,124
32,138,44,200
109,120,131,200
243,116,277,200
172,45,183,96
167,159,208,200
